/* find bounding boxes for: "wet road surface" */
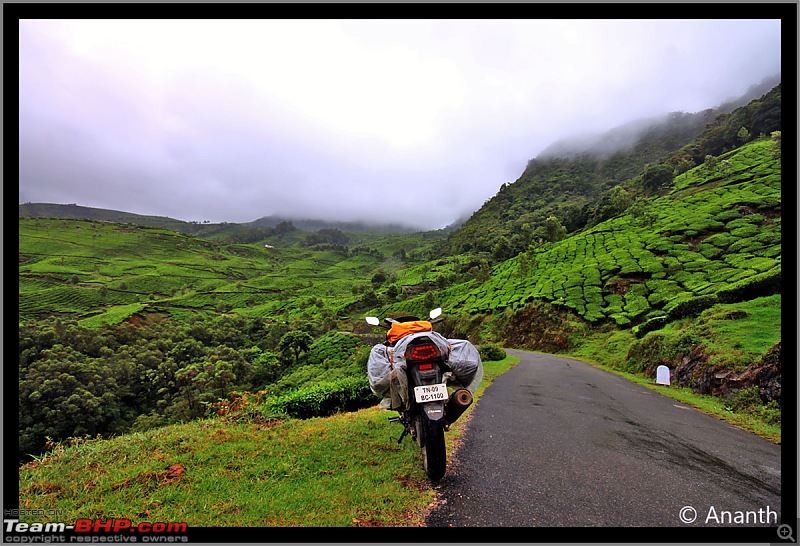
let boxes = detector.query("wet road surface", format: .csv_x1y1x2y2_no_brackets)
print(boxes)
424,350,782,533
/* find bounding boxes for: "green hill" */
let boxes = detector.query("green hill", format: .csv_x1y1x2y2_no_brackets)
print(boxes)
447,84,782,259
446,140,780,328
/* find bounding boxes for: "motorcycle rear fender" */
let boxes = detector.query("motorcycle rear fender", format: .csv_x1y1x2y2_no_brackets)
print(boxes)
422,401,445,420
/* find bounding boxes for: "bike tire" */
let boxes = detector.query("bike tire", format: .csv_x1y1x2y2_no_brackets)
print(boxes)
417,412,447,482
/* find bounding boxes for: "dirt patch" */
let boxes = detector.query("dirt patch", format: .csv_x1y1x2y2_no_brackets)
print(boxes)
499,302,582,353
604,276,646,295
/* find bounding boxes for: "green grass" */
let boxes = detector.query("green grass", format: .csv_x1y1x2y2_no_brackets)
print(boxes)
18,219,388,324
18,355,520,527
19,410,437,527
77,303,146,328
692,295,781,371
16,137,782,526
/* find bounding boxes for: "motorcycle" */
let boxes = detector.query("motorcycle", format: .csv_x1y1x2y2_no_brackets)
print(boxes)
366,308,481,482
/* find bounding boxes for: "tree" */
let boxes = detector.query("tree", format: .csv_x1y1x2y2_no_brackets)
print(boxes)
587,186,633,226
423,291,436,310
371,271,387,287
737,126,751,146
492,236,512,261
543,216,567,243
671,155,695,175
719,159,733,177
770,131,781,159
641,163,674,193
248,348,281,387
19,346,123,458
607,186,633,215
629,197,657,228
360,289,380,308
279,331,314,366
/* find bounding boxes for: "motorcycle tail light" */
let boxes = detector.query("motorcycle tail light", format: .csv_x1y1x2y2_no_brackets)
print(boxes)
407,343,439,361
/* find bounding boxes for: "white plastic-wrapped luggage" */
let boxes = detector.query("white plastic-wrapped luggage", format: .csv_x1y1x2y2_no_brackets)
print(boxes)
447,338,484,393
367,343,406,409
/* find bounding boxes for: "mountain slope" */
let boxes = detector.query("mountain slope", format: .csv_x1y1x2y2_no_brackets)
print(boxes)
447,83,782,258
449,139,781,328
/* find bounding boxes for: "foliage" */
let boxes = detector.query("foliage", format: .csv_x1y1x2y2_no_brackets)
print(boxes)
438,140,779,334
17,408,436,527
725,386,781,427
625,329,703,375
444,84,781,263
770,130,781,159
262,376,379,419
17,313,370,462
478,344,507,361
640,163,674,193
279,330,314,366
16,354,521,528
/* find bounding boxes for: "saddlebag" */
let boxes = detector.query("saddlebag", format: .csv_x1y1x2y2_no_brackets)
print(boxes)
446,339,483,393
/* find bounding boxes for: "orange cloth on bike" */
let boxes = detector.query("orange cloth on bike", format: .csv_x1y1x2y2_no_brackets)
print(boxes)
387,320,433,344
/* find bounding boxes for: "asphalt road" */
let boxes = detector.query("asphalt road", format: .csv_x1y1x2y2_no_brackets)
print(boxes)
424,349,783,531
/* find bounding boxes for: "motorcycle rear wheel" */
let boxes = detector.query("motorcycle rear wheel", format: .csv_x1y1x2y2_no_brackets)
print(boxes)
416,412,446,482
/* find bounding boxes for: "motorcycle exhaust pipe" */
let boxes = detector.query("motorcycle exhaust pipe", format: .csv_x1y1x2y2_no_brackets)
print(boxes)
444,388,473,425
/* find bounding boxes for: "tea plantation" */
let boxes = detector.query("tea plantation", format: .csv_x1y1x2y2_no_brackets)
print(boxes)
438,140,780,334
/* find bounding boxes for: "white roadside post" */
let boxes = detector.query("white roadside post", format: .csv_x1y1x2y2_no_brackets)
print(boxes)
656,365,671,386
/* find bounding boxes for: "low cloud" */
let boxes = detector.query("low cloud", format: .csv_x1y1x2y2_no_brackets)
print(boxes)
18,18,783,230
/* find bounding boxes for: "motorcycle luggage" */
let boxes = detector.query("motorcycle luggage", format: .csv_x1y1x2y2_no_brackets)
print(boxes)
367,331,451,410
446,338,483,393
386,320,433,344
367,344,405,409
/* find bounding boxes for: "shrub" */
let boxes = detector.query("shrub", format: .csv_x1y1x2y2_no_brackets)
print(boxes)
715,268,781,303
625,330,701,374
479,344,507,361
632,315,670,338
623,293,650,319
725,386,781,427
264,376,379,419
610,314,631,327
664,294,719,320
703,232,737,248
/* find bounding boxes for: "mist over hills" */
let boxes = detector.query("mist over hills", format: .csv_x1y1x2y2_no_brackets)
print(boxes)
536,74,780,161
244,215,423,234
19,73,781,242
446,78,782,257
17,203,427,237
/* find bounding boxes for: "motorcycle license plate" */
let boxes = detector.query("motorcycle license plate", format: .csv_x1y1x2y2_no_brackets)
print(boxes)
414,383,448,403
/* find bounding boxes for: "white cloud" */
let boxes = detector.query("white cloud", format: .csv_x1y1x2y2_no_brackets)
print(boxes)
18,17,783,229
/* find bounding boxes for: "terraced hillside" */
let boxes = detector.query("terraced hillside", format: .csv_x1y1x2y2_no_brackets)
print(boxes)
437,139,780,335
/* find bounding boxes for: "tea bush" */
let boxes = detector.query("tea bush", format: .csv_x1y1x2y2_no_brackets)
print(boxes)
478,344,507,362
264,376,378,419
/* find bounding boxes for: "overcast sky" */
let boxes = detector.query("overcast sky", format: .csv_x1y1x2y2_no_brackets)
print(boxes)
18,17,783,230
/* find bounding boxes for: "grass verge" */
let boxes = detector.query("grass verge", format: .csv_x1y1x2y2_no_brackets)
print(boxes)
18,355,521,528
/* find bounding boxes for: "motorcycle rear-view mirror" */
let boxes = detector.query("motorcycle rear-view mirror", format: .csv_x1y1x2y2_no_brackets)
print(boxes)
429,308,442,320
366,316,381,326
